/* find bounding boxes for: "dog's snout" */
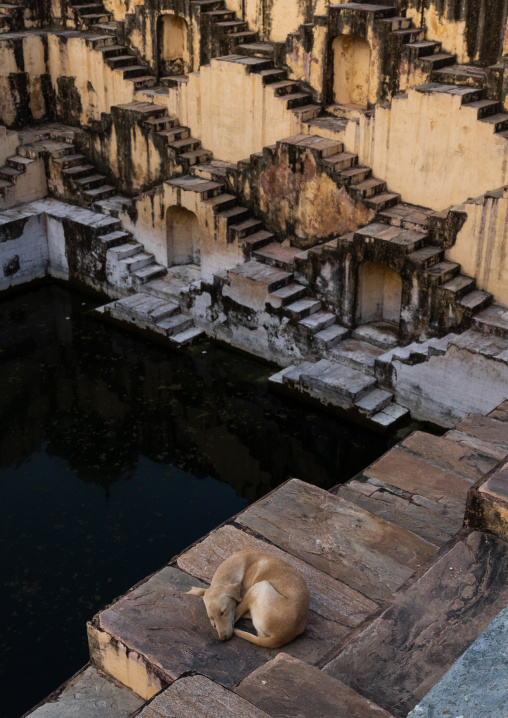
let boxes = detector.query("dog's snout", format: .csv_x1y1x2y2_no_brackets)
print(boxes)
219,635,227,641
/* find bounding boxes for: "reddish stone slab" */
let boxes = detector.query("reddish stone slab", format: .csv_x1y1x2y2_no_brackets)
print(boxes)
400,430,499,482
235,653,395,718
140,675,270,718
454,414,508,448
444,429,508,461
323,531,508,717
177,524,377,628
363,446,473,506
236,479,436,603
94,565,348,691
488,400,508,422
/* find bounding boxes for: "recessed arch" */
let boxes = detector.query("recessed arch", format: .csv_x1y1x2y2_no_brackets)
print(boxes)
166,206,201,267
332,34,371,107
357,261,402,326
158,14,189,76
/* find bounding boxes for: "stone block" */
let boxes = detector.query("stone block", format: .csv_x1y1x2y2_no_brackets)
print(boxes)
236,479,436,603
235,653,395,718
139,675,270,718
25,664,144,718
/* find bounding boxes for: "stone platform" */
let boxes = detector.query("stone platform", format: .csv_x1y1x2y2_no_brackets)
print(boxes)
28,405,508,718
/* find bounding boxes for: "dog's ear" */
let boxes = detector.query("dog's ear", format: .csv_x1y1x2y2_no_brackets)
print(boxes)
224,582,242,602
186,586,207,597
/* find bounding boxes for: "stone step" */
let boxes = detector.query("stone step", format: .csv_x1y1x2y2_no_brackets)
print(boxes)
74,173,108,189
407,245,443,268
352,322,399,349
323,151,357,171
258,68,287,84
270,80,301,96
296,359,380,409
313,323,350,349
479,111,508,132
0,165,22,182
418,52,456,70
332,478,459,546
167,175,225,200
284,296,321,319
156,313,194,336
126,75,157,90
169,326,205,347
24,664,144,718
462,98,501,119
82,185,116,202
291,104,322,121
298,310,336,335
236,478,436,604
405,40,441,57
6,154,34,171
143,114,179,131
94,195,133,217
278,91,314,109
52,152,87,169
472,303,508,338
241,229,275,253
432,63,487,88
354,386,393,417
354,222,427,252
329,338,386,375
180,148,213,165
440,274,476,299
378,15,412,30
370,402,409,429
338,165,371,185
236,653,394,718
459,289,492,312
237,42,275,59
364,192,401,211
157,125,190,143
169,137,201,154
99,230,133,249
225,260,293,309
62,163,95,179
132,263,167,283
230,217,264,240
266,281,307,308
377,202,435,231
361,442,474,524
323,530,508,717
202,192,237,213
424,260,460,284
120,251,155,272
137,675,271,718
253,242,300,270
107,241,142,260
350,177,386,199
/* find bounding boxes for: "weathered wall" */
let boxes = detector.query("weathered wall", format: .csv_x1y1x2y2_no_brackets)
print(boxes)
0,212,49,291
0,35,53,128
405,0,508,65
392,343,508,426
448,188,508,307
237,140,375,249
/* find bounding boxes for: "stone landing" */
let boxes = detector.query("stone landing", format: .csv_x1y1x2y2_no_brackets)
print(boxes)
28,405,508,718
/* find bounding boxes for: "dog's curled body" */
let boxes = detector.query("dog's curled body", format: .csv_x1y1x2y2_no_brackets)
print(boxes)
186,550,310,648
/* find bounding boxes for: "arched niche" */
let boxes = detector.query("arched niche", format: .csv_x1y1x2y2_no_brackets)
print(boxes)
357,261,402,326
332,34,371,107
167,206,201,266
158,14,189,76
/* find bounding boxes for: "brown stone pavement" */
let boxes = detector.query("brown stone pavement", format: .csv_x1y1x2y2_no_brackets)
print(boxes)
82,403,508,718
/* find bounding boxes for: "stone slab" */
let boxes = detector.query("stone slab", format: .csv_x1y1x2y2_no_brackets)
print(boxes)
401,430,499,482
488,399,508,422
334,483,457,546
323,531,508,717
25,664,144,718
444,429,508,461
454,414,508,448
176,523,377,628
364,446,473,507
407,604,508,718
90,564,347,697
236,479,436,603
139,675,270,718
235,653,395,718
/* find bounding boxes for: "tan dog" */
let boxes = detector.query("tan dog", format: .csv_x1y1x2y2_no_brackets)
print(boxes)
187,549,310,648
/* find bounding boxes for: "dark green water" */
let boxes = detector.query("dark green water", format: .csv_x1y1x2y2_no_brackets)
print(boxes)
0,283,406,717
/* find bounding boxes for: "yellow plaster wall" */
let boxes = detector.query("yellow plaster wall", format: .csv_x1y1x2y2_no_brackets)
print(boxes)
448,190,508,306
182,59,302,163
286,25,326,98
369,89,508,211
102,0,145,21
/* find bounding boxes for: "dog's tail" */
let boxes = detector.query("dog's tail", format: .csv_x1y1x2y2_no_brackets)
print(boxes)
233,629,282,648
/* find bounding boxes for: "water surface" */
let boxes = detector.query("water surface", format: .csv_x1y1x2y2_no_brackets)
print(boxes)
0,283,406,717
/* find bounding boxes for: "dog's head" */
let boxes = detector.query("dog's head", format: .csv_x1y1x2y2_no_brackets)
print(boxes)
187,583,242,641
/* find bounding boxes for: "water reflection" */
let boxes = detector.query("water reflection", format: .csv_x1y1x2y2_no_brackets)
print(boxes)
0,283,400,718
